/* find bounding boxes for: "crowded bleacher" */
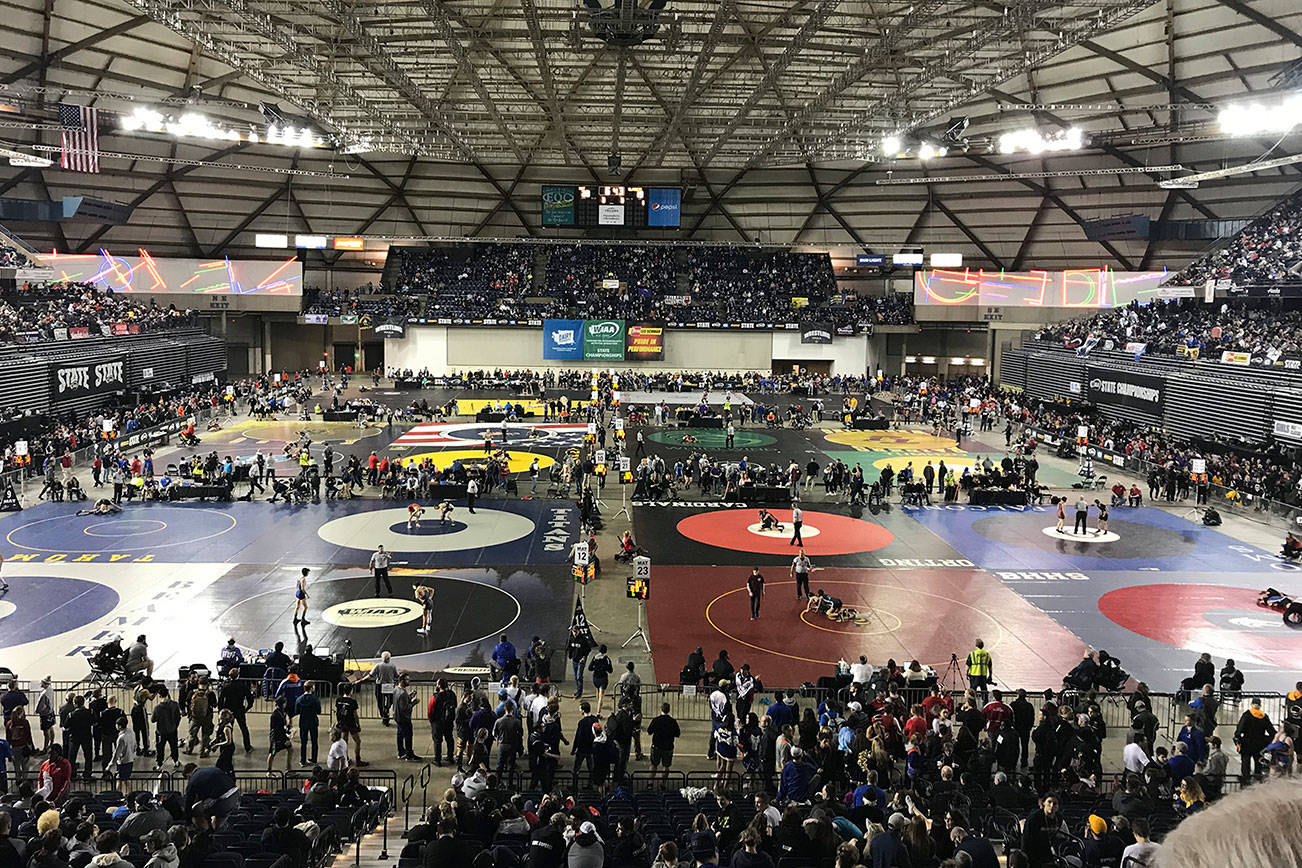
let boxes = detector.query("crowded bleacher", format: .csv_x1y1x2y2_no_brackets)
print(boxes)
0,284,196,343
0,242,32,269
381,245,912,328
1034,298,1302,362
1168,191,1302,288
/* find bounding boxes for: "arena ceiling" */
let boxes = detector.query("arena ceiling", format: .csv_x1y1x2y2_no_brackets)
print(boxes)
0,0,1300,272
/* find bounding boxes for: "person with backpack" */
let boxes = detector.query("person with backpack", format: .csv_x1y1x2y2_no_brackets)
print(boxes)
427,679,457,767
184,677,216,758
618,661,645,762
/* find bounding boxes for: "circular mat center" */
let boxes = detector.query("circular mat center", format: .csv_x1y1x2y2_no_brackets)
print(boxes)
389,520,469,536
84,519,168,538
317,506,535,552
746,522,821,539
0,601,16,621
676,509,893,556
323,597,425,628
1040,526,1121,543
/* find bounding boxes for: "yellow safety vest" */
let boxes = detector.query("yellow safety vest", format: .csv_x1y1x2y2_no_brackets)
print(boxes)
967,648,991,677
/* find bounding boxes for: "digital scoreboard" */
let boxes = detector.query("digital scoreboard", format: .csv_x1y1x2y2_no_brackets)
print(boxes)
542,185,681,229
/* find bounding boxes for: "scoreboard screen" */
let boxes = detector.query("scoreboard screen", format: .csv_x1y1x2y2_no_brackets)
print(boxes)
542,185,681,229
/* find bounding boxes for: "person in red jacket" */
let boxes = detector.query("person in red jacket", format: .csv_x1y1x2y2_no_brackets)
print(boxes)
38,743,72,803
983,689,1014,734
903,705,929,744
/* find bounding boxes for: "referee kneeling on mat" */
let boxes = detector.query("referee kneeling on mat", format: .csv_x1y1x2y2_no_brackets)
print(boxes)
370,545,393,596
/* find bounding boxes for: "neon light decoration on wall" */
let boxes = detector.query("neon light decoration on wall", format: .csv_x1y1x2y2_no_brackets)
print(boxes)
36,249,303,295
914,267,1177,307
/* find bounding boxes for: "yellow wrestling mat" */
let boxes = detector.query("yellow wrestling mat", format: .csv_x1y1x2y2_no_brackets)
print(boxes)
453,399,596,416
823,429,965,452
870,456,982,475
400,449,556,473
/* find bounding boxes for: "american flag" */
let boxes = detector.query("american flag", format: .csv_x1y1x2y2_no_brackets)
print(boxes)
58,103,99,173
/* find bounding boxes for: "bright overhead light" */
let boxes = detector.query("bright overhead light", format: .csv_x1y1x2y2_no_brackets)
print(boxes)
120,105,325,148
998,127,1084,155
1218,96,1302,136
918,142,947,161
882,135,902,155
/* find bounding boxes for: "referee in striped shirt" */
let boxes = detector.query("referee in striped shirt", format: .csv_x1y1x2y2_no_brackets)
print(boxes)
369,545,393,596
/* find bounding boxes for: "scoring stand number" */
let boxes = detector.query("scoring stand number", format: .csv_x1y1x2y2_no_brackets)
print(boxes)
623,555,651,652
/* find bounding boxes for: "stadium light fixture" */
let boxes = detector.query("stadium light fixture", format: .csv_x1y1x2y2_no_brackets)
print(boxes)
1218,95,1302,136
917,142,948,161
997,127,1084,155
120,105,325,149
882,135,903,156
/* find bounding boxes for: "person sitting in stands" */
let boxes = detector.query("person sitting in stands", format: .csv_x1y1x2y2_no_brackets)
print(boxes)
77,498,122,516
757,509,783,532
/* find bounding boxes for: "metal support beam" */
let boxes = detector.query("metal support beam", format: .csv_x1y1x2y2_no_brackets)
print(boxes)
699,0,841,170
2,13,149,85
932,197,1005,270
1011,196,1050,271
1217,0,1302,49
962,152,1138,270
76,142,244,253
210,154,298,255
802,164,870,248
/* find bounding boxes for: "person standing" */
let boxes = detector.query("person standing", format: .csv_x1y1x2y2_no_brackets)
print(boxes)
1095,499,1109,536
293,567,310,627
725,422,735,449
219,677,254,754
369,546,393,597
369,651,399,726
529,457,540,493
295,682,321,767
746,567,765,620
966,639,993,703
1233,698,1276,781
567,626,593,699
427,678,457,766
789,505,803,547
267,697,293,773
790,551,812,600
466,476,479,514
335,683,367,766
150,687,181,771
646,702,680,786
1055,497,1067,533
394,674,419,761
1073,496,1089,535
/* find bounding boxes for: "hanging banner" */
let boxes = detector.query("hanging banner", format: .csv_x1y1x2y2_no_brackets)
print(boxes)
625,321,665,361
542,185,576,227
1086,366,1165,415
543,319,584,360
800,322,834,344
50,354,127,401
583,319,626,361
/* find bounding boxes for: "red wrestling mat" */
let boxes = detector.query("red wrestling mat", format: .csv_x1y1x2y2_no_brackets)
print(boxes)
1099,583,1302,669
646,565,1087,689
674,509,895,557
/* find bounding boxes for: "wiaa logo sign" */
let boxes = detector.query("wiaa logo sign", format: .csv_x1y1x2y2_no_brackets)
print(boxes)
587,321,621,337
323,599,422,628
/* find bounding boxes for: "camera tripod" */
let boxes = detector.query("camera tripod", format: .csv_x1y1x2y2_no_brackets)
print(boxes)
939,652,966,691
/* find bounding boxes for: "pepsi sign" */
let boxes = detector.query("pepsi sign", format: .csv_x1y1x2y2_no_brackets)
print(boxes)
648,188,682,227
